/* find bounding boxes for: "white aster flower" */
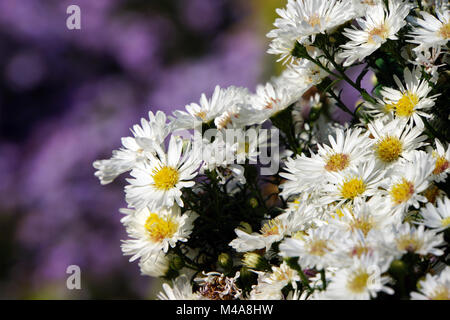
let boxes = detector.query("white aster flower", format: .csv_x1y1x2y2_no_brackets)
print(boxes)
249,81,301,123
267,0,355,62
339,1,411,67
419,196,450,232
249,262,300,300
138,252,170,277
321,159,386,206
430,139,450,182
280,226,337,270
386,223,444,258
280,127,372,198
249,280,285,300
380,67,437,129
408,5,450,49
367,118,427,167
229,209,312,252
328,197,401,237
121,205,197,261
125,135,201,210
410,45,445,82
93,111,171,184
382,151,434,215
158,275,200,300
351,0,384,17
324,253,394,300
285,55,332,87
170,85,249,130
411,266,450,300
329,229,393,269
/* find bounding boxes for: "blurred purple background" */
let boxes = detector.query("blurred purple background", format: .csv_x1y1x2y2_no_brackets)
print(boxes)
0,0,371,299
0,0,270,299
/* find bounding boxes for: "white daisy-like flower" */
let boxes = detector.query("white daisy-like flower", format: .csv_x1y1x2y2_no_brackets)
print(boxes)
351,0,384,17
121,205,198,261
419,197,450,232
266,261,301,289
249,280,285,300
229,211,306,252
267,0,355,62
93,111,171,185
367,118,427,167
321,159,386,206
410,45,445,82
380,67,437,129
411,266,450,300
328,197,401,237
273,0,355,42
280,127,372,198
329,229,393,269
158,275,200,300
170,85,249,130
267,35,296,64
138,252,170,277
249,81,301,123
323,253,394,300
339,1,411,67
408,5,450,50
249,261,300,300
381,151,434,215
285,55,332,87
125,135,201,210
430,139,450,182
386,223,444,258
279,226,337,270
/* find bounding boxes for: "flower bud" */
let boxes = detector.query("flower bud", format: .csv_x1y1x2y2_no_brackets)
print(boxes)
237,222,252,234
389,259,406,278
243,252,269,271
217,253,233,271
169,255,185,271
249,198,258,208
238,266,255,287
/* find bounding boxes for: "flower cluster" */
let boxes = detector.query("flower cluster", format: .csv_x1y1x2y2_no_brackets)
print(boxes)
94,0,450,300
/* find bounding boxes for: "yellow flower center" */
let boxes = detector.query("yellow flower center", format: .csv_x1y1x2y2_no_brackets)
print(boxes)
384,103,395,113
340,177,366,200
152,166,180,190
395,92,419,117
307,239,329,256
292,230,307,240
260,219,281,237
376,136,403,163
390,179,415,205
350,217,374,236
368,24,389,43
396,236,422,253
433,156,449,175
430,287,450,300
351,245,369,258
271,266,296,282
145,213,178,243
439,22,450,39
441,217,450,228
325,153,350,172
195,111,208,121
308,14,321,27
347,271,370,293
